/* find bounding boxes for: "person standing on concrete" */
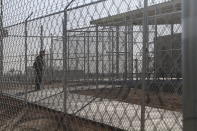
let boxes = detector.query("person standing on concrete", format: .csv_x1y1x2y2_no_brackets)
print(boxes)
33,50,45,90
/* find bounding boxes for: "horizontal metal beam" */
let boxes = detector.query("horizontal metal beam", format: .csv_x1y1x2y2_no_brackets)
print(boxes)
7,35,62,38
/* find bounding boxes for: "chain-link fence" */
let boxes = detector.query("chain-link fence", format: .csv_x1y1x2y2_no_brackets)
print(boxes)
0,0,184,130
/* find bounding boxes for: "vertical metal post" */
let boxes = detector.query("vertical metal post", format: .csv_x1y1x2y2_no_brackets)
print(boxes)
24,20,28,75
183,0,197,130
171,24,174,60
40,25,44,51
135,59,138,80
101,30,104,80
0,0,3,76
124,26,128,81
67,35,70,72
75,40,79,70
62,10,68,113
154,7,158,79
87,32,90,77
141,0,148,130
116,26,120,79
50,34,53,82
84,32,86,79
30,55,32,81
171,24,174,36
128,25,133,80
39,26,44,87
96,26,99,87
46,53,49,81
112,29,115,83
24,12,33,76
19,55,22,74
20,13,32,97
24,12,33,101
108,29,111,77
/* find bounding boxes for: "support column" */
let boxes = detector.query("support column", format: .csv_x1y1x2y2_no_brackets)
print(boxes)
23,12,33,76
40,25,44,51
87,32,90,78
116,26,119,79
101,30,104,80
112,29,115,82
128,25,133,80
183,0,197,130
171,24,174,36
24,12,33,101
141,0,148,130
67,35,70,72
171,24,174,60
24,20,28,75
84,32,86,79
108,28,112,78
124,26,128,81
154,7,158,79
95,26,99,87
135,59,138,80
62,10,68,113
0,0,3,76
50,34,53,82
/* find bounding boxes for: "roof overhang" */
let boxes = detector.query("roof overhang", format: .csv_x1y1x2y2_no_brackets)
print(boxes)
90,0,181,26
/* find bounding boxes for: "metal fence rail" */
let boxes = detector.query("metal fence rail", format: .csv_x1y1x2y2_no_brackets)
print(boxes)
0,0,189,130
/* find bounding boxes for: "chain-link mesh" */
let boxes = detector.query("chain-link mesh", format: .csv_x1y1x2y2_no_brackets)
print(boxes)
0,0,183,130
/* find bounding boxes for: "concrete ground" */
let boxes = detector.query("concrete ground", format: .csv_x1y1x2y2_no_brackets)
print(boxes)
1,84,183,131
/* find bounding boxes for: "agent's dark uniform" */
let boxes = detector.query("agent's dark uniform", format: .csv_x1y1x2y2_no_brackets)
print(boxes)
33,53,44,90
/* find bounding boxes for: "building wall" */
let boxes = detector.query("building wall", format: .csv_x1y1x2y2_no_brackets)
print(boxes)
155,33,181,78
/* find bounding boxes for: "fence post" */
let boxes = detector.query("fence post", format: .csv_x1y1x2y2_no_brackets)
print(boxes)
87,31,90,78
141,0,148,130
0,0,3,77
128,25,133,80
50,34,53,82
96,26,99,88
67,34,70,75
108,29,111,75
24,12,33,75
62,9,68,113
116,26,119,79
124,26,128,81
24,20,28,75
40,25,44,51
154,7,158,79
24,12,32,101
182,0,197,130
135,59,138,80
84,32,86,80
112,28,115,85
101,30,104,80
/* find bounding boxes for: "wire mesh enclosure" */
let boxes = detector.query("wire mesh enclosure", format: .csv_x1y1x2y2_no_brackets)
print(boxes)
0,0,183,130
